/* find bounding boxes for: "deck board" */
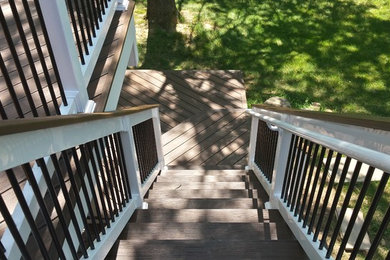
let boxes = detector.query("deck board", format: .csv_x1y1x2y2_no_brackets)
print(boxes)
119,69,249,167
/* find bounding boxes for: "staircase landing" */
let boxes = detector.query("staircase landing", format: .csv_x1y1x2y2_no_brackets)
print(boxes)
119,70,250,167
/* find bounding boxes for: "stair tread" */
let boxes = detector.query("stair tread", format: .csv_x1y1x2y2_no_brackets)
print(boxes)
130,209,282,223
145,198,263,209
110,240,309,259
147,189,259,199
156,175,249,182
161,169,247,176
151,181,248,190
120,222,296,240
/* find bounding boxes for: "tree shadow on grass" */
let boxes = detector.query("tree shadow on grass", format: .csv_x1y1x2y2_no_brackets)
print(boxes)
141,0,390,116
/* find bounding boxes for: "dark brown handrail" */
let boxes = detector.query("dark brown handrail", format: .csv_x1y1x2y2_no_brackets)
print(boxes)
253,104,390,132
0,104,159,136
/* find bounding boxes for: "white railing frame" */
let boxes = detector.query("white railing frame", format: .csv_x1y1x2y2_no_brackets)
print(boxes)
0,107,164,259
246,107,390,260
38,0,91,114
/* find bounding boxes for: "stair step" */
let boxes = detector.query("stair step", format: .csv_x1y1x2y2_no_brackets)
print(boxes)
130,209,279,223
146,189,258,199
161,169,247,176
151,181,247,190
156,174,249,182
111,240,308,259
145,198,261,209
119,222,296,240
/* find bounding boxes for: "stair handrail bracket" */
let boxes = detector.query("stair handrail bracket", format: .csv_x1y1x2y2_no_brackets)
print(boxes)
0,105,164,259
247,105,390,260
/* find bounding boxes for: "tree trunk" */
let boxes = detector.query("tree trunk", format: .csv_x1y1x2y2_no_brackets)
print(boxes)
147,0,178,32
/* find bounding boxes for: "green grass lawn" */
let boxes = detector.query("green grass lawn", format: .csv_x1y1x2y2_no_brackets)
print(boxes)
134,0,390,116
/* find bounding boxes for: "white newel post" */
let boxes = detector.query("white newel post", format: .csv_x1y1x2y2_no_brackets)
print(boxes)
246,112,259,171
152,108,165,170
38,0,94,114
268,128,293,209
120,117,143,208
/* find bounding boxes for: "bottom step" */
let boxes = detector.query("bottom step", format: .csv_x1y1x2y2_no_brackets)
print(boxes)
109,240,309,259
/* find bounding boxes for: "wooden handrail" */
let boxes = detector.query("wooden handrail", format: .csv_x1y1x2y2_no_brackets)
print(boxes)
0,104,159,136
253,104,390,132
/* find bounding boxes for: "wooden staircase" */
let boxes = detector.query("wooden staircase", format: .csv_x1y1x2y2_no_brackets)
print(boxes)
106,168,308,259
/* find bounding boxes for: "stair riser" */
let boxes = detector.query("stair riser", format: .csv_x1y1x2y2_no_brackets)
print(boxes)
120,222,296,241
145,198,260,209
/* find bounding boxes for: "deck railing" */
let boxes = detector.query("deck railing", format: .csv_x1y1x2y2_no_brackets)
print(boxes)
1,0,137,119
0,0,67,119
0,104,164,259
247,105,390,260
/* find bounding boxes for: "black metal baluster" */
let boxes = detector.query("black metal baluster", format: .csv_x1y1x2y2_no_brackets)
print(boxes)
70,148,100,242
50,154,89,258
291,139,309,211
61,151,95,250
0,53,23,118
21,0,61,115
0,241,6,260
303,146,326,228
72,0,90,55
109,135,126,207
299,143,320,222
85,0,97,37
38,158,78,259
313,152,342,242
98,138,119,217
0,95,7,120
98,0,106,16
0,7,38,117
287,137,304,208
93,0,103,22
80,144,106,235
79,0,93,45
294,141,314,217
104,136,123,212
281,134,296,200
284,136,300,204
5,169,50,259
308,149,334,235
349,171,389,259
366,202,390,260
86,142,111,228
9,1,52,116
89,0,100,28
65,0,86,64
320,157,351,250
0,193,31,260
326,161,362,258
336,166,375,259
22,164,66,260
115,133,131,201
33,0,67,106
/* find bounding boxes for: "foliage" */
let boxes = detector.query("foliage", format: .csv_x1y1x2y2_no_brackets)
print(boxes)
135,0,390,115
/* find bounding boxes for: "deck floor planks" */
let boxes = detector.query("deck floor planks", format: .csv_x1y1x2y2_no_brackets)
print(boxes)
124,74,193,120
127,70,209,112
119,70,249,167
164,111,247,165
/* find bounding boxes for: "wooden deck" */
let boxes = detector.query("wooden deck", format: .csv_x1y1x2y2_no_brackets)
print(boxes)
119,70,250,167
